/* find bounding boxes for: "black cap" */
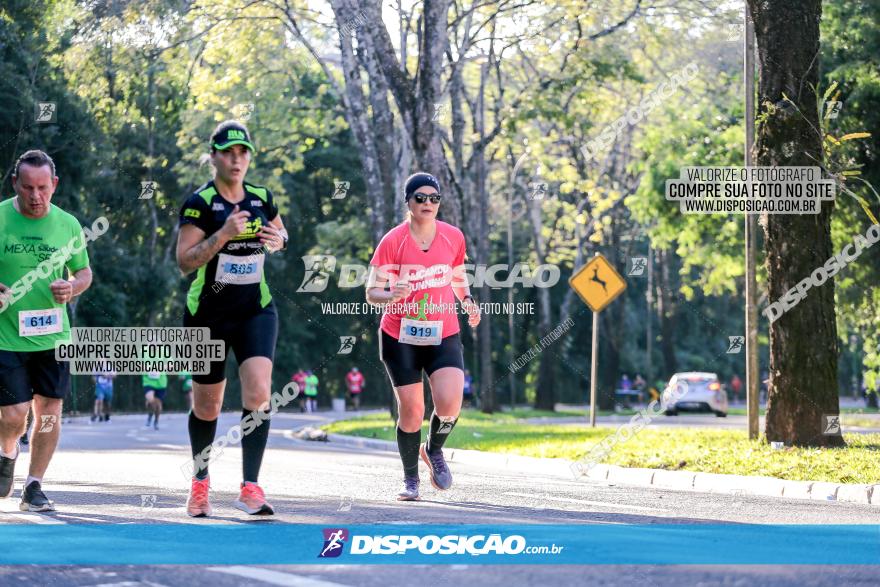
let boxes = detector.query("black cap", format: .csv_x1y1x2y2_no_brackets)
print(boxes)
404,172,441,201
211,122,255,152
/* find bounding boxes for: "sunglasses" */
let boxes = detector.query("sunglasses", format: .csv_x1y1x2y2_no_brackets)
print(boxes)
413,192,442,204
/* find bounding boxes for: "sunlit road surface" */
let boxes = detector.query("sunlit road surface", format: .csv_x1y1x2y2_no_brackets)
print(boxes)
0,412,875,586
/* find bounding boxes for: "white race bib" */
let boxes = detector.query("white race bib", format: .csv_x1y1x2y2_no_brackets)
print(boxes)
19,308,63,337
215,253,264,285
398,317,443,346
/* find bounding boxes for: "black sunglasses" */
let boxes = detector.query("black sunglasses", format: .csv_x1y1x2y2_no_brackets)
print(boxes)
413,192,442,204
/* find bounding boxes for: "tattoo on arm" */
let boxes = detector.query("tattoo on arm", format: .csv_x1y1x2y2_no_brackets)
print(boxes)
182,232,226,273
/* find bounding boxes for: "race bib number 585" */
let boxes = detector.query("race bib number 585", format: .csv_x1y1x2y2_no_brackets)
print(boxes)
215,253,264,285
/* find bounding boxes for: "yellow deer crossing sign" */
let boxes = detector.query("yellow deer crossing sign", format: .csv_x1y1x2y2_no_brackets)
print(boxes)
569,254,626,313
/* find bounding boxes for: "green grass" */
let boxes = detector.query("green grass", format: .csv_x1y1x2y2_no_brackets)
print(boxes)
324,410,880,484
502,408,585,419
502,408,636,418
726,407,879,428
722,406,877,416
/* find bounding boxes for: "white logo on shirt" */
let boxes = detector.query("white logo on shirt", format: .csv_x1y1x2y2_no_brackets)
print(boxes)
212,203,225,211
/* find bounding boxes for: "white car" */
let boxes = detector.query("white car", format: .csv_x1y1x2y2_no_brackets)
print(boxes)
663,372,728,417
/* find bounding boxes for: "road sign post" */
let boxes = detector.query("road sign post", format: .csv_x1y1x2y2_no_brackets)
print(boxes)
590,310,599,427
569,253,627,427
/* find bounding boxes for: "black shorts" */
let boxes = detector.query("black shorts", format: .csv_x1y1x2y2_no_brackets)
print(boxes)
379,329,464,387
184,303,278,385
0,349,70,407
144,387,167,401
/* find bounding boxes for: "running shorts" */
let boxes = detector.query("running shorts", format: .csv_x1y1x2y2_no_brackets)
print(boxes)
0,349,70,407
378,329,464,387
144,386,166,401
184,303,278,385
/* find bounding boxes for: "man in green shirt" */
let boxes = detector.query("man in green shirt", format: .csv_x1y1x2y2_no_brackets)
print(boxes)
304,370,318,413
180,370,193,411
142,371,169,431
0,150,93,512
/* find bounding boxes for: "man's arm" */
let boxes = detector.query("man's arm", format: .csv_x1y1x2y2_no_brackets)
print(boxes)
70,267,93,297
49,266,93,304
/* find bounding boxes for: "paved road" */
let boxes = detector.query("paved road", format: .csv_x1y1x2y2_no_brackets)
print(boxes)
0,411,876,585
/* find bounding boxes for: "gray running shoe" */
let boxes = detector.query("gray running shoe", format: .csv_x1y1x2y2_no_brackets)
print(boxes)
420,443,453,490
397,476,420,501
20,480,54,512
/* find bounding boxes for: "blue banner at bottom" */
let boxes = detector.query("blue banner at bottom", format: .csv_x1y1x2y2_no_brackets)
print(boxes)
0,524,877,565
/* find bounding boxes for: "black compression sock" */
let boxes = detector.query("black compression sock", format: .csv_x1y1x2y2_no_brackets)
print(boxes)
397,427,421,478
426,412,458,454
241,408,270,484
188,411,218,480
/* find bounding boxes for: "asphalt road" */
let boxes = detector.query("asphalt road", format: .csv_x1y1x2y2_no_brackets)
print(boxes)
0,411,876,585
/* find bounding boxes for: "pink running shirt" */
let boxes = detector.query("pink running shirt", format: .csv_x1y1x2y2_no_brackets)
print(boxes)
369,221,467,340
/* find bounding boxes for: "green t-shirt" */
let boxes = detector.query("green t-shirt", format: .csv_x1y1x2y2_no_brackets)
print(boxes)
142,372,168,389
304,374,318,396
0,198,90,352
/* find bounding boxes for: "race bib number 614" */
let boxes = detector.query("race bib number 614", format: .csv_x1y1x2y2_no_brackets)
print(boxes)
19,308,63,337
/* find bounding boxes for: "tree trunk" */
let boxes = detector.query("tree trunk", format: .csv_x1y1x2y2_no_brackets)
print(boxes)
656,248,678,377
356,25,395,231
526,185,555,411
473,63,495,414
328,0,388,245
359,0,462,227
597,229,625,411
748,0,843,447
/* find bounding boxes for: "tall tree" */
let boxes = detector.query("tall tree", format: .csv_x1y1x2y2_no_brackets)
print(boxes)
748,0,844,447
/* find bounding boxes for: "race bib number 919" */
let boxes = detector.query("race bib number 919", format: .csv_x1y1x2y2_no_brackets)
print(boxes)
398,318,443,346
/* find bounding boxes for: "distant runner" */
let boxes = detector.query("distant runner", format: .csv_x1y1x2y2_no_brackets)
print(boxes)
303,370,318,413
291,369,307,412
142,371,167,430
180,370,193,411
92,371,116,422
345,367,364,411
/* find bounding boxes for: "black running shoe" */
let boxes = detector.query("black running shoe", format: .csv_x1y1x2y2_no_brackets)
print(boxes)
20,480,54,512
0,446,17,498
20,434,29,446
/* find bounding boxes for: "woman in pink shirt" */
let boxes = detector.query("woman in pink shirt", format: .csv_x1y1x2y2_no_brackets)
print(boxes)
366,172,481,501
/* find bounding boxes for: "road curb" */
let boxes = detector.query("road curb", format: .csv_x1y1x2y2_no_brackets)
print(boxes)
326,432,878,506
325,433,573,476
